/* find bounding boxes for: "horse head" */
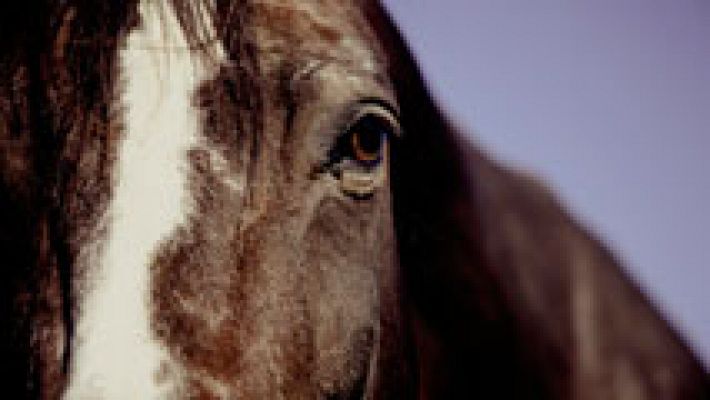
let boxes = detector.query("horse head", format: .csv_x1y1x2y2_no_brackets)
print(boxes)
0,1,707,399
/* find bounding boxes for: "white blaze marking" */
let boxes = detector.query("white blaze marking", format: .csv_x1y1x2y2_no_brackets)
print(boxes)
64,1,223,399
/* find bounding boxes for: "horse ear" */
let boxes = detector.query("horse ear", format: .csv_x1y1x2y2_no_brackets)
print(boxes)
365,3,709,398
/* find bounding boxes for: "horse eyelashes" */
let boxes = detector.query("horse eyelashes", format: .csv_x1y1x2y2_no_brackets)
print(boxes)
331,113,390,168
316,109,398,199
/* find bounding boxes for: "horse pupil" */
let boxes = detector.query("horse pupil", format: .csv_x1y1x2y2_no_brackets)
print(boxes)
354,116,383,156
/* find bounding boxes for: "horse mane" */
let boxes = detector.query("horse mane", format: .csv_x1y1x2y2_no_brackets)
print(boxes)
363,1,709,397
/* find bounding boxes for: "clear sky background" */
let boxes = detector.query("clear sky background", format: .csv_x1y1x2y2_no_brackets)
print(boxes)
382,0,710,366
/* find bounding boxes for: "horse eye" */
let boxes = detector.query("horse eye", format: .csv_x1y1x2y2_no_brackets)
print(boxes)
318,105,400,198
348,114,389,166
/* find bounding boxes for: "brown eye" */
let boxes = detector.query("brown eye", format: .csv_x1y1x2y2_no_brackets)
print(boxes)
319,105,400,198
349,114,388,165
321,104,400,181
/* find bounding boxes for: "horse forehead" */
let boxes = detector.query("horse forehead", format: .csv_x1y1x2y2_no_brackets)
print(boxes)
250,0,363,34
131,0,385,77
63,2,228,398
250,0,382,62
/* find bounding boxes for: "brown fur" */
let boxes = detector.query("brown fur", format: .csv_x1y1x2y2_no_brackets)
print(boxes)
0,1,707,399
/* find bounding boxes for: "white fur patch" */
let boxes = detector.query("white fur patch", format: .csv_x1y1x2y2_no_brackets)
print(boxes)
63,1,223,399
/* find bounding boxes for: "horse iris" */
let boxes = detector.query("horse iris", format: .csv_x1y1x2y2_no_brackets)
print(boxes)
349,114,387,166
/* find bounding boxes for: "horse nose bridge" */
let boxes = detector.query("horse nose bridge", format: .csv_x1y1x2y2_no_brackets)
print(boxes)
62,2,227,398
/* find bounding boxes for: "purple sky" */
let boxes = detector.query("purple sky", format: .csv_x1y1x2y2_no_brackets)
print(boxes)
382,0,710,365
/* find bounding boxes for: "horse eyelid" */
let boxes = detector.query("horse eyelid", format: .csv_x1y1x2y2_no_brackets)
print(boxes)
352,98,402,138
312,99,400,181
333,102,399,158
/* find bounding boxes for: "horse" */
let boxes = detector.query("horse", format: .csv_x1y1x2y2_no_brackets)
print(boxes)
0,0,707,398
